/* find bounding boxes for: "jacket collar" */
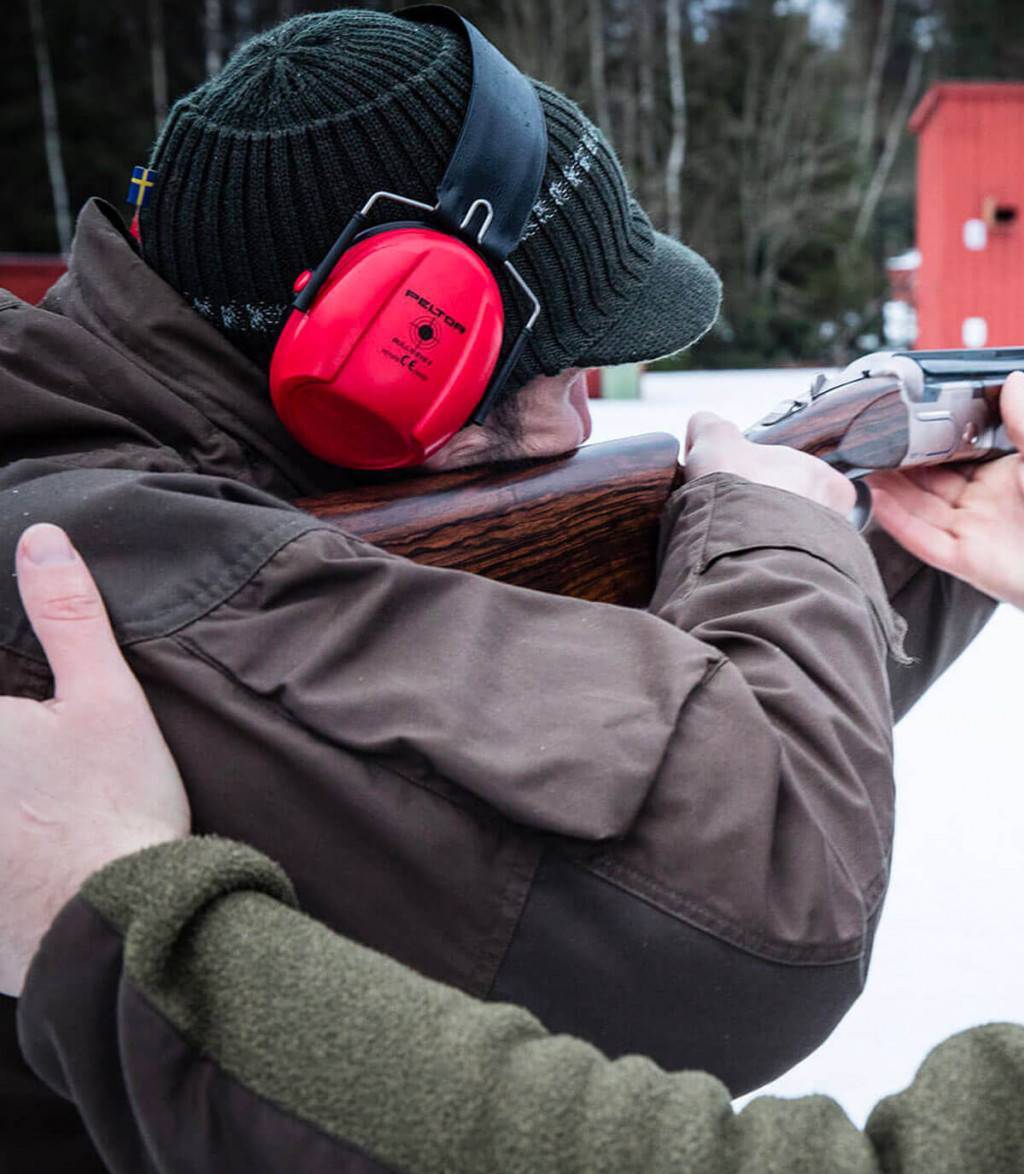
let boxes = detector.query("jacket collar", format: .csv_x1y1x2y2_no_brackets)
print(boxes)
48,199,353,498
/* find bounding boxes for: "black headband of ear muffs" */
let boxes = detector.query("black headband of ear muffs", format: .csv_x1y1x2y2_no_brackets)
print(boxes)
398,4,548,265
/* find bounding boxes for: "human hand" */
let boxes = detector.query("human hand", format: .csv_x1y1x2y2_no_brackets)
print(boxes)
867,372,1024,609
684,412,857,515
0,524,190,997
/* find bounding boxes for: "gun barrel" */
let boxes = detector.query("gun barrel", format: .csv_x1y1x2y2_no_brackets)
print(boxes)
899,347,1024,387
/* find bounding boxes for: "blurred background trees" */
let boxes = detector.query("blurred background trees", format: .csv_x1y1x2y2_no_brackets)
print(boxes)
5,0,1022,365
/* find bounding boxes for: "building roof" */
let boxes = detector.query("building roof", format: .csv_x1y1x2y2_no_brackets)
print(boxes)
909,82,1024,135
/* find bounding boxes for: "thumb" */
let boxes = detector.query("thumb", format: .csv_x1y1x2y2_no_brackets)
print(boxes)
16,524,129,704
1001,371,1024,452
686,411,736,456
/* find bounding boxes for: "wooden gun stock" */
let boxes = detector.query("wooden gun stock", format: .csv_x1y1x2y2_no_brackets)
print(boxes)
297,433,683,607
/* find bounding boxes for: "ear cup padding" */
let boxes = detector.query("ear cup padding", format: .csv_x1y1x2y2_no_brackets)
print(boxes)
270,227,504,470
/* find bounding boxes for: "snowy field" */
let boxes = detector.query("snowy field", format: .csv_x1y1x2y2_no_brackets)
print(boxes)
589,370,1024,1126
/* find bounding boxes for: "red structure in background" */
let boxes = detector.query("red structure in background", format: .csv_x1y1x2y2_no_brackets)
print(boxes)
0,255,66,304
910,83,1024,349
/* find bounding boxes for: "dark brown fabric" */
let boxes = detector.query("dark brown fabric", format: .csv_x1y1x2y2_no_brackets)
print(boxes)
865,527,999,721
0,199,997,1162
0,995,107,1173
20,895,399,1174
492,852,877,1089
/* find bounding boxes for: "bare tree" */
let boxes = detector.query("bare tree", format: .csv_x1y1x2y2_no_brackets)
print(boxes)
664,0,687,239
27,0,71,253
851,37,926,245
496,0,540,79
588,0,611,130
148,0,168,135
856,0,896,168
235,0,255,42
735,6,853,301
638,0,659,217
543,0,571,93
205,0,223,77
605,0,637,183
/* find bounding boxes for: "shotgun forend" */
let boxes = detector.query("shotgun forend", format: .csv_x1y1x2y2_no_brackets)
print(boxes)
745,347,1022,476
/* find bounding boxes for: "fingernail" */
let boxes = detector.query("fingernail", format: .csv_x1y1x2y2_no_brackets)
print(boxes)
21,524,76,565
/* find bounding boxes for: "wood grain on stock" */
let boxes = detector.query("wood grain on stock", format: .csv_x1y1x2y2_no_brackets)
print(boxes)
745,377,908,469
297,433,683,606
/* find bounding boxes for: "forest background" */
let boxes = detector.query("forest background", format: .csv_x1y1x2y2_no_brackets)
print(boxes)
6,0,1024,367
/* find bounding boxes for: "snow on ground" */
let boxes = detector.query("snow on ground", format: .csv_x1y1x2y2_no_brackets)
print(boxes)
589,370,1024,1126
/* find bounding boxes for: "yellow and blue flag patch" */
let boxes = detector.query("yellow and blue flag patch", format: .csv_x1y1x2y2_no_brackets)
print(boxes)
126,166,157,209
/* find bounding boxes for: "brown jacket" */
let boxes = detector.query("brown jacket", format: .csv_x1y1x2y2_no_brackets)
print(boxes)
0,201,998,1165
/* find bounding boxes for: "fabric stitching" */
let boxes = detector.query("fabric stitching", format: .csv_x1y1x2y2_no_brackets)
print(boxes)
583,853,887,966
559,853,877,968
111,516,317,639
476,839,544,1000
698,541,909,663
0,517,323,662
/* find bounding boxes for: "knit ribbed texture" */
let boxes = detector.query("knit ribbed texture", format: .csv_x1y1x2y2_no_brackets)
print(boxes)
140,9,717,390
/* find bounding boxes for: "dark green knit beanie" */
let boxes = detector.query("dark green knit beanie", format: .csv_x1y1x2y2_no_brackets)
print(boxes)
140,8,720,390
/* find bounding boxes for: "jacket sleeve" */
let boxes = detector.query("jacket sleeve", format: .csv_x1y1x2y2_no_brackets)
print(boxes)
18,836,1024,1174
865,525,999,721
496,472,905,1086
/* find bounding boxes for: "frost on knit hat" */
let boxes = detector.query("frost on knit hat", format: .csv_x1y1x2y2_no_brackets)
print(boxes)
139,8,721,388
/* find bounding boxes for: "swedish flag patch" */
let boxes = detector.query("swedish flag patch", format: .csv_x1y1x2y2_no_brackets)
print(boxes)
126,166,157,209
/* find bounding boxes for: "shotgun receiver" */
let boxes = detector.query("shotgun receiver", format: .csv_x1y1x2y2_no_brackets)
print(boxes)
745,347,1019,475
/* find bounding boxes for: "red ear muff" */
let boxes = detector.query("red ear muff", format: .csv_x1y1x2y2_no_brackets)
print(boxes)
270,227,504,470
267,7,547,470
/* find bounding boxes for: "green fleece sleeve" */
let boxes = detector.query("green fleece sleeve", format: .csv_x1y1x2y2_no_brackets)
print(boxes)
17,836,1024,1174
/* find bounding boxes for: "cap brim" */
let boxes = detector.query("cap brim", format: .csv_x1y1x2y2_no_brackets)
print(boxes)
575,231,721,369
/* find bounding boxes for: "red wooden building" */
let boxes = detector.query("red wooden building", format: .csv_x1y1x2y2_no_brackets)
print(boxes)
0,255,66,304
910,82,1024,349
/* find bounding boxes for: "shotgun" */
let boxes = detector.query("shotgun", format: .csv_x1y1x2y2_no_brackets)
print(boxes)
300,347,1020,606
745,347,1018,474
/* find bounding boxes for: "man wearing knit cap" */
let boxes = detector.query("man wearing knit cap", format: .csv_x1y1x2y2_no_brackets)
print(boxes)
137,5,724,467
0,9,997,1168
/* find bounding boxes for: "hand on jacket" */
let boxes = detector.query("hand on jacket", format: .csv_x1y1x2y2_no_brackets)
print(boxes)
684,411,857,515
0,524,190,997
868,372,1024,610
